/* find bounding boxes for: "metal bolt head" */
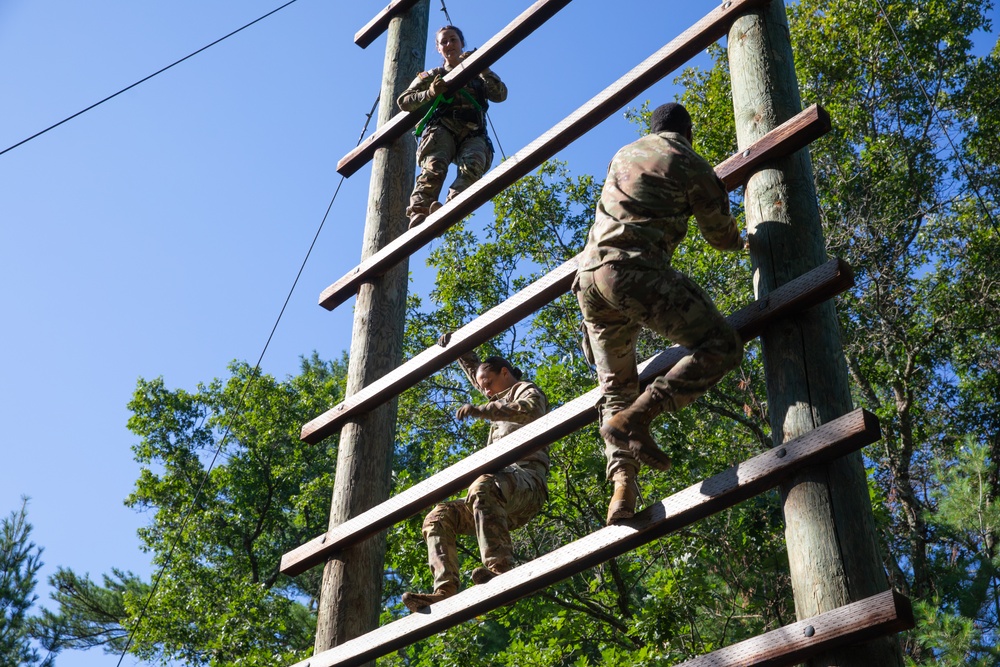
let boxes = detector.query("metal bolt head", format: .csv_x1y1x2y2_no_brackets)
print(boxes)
776,448,787,458
804,625,815,637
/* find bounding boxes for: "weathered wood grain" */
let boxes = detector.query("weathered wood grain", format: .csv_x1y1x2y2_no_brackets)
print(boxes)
284,258,854,575
287,409,882,667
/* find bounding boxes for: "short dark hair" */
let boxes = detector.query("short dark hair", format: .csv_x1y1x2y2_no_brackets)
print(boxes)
437,25,465,47
650,102,692,134
478,356,522,381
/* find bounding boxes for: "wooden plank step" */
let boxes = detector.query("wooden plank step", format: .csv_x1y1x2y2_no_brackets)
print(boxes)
320,101,828,311
305,259,577,439
341,0,574,175
284,258,854,574
287,408,883,667
678,590,914,667
353,0,422,49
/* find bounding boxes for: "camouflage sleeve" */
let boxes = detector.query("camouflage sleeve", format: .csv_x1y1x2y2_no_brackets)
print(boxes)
477,383,547,424
397,72,436,112
456,351,485,396
480,69,507,103
689,168,741,251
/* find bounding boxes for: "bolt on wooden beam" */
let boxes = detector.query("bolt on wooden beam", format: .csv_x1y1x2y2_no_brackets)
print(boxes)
284,257,854,574
677,590,914,667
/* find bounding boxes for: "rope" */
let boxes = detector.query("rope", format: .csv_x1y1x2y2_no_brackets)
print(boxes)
114,89,382,667
439,0,453,26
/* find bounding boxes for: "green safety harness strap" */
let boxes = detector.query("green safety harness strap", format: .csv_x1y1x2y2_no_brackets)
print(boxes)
413,88,485,138
414,94,452,138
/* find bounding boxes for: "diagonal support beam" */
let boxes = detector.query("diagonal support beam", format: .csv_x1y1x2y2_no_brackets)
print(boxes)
286,408,883,667
320,102,828,311
353,0,422,49
284,257,854,574
341,0,574,175
678,590,914,667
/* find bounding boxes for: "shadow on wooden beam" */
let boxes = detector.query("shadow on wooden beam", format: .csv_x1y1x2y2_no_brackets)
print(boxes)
284,258,854,575
678,590,914,667
286,409,883,667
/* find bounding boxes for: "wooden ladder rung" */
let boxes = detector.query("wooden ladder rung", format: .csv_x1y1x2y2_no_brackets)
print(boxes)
678,590,914,667
353,0,423,50
284,257,854,575
286,409,882,667
320,101,827,312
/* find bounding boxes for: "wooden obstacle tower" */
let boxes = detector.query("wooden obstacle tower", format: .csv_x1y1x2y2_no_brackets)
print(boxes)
282,1,914,665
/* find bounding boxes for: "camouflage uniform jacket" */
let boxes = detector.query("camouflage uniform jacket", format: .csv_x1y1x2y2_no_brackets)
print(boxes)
397,63,507,136
457,353,549,471
579,131,740,273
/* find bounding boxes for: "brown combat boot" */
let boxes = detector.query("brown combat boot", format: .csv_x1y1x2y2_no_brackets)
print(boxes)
606,467,641,525
599,390,672,471
471,563,510,585
429,201,443,214
407,205,431,229
401,585,456,613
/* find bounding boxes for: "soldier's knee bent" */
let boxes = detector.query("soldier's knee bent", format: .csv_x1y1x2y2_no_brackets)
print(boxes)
421,157,449,180
467,474,502,509
422,503,449,534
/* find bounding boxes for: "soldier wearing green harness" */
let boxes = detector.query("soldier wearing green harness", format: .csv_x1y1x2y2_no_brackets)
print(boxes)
397,25,508,230
402,349,548,612
574,102,745,526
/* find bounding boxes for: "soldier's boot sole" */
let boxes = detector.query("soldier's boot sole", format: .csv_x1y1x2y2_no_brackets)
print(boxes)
401,588,454,613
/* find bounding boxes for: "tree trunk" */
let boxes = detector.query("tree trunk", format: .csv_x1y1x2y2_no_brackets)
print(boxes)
313,1,428,657
727,3,903,665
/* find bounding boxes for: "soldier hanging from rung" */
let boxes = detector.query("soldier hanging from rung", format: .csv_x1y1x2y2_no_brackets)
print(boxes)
397,25,507,231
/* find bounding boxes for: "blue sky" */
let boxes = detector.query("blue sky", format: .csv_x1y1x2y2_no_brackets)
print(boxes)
1,1,996,666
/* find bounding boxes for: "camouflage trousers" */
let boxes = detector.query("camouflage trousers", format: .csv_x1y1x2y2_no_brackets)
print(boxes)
422,462,547,594
574,262,743,478
408,124,493,215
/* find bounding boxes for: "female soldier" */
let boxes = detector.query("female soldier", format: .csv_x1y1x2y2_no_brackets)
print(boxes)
397,25,508,229
402,350,548,612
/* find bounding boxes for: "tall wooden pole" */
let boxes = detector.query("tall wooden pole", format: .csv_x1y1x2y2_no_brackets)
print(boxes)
314,0,428,655
726,3,903,665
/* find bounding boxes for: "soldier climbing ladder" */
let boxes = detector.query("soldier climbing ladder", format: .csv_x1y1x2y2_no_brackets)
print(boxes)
285,1,913,666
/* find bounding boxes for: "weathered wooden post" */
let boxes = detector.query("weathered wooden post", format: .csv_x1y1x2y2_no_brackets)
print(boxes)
727,2,904,665
313,0,429,655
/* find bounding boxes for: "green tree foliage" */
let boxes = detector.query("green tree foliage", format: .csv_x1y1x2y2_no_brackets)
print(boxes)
0,498,53,667
381,155,781,666
41,1,1000,664
34,354,346,666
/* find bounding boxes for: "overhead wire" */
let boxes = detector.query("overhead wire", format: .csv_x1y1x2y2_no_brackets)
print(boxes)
871,0,999,237
113,89,382,666
439,1,454,27
0,0,302,159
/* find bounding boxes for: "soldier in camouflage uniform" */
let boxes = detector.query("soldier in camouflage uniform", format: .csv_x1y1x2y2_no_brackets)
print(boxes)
402,349,548,612
573,102,745,525
397,25,507,229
